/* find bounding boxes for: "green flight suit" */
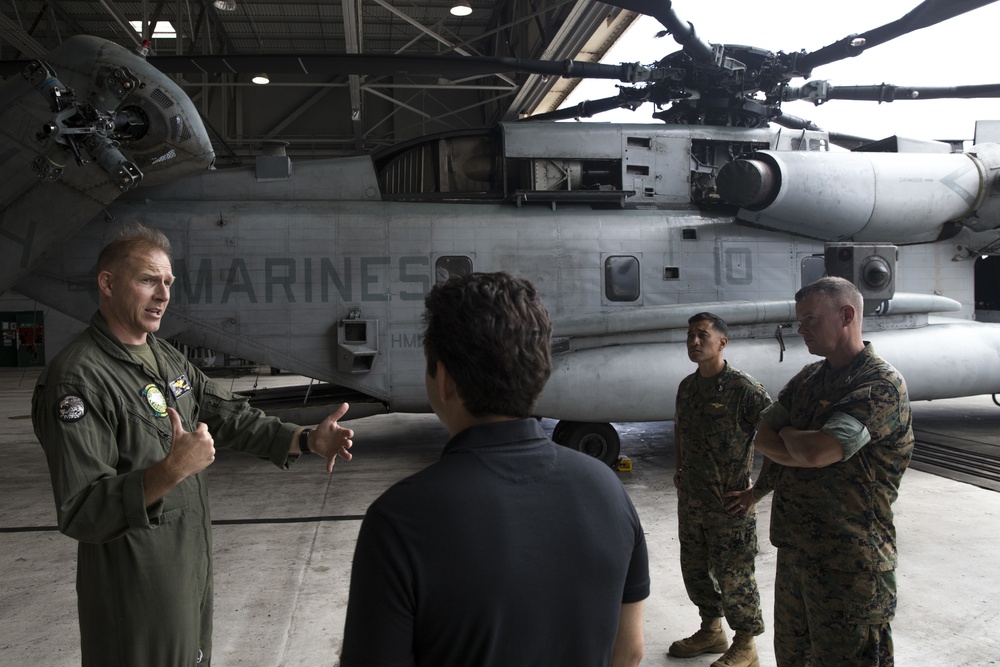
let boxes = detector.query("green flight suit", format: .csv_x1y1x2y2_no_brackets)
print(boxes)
760,342,913,666
32,312,299,667
675,362,771,634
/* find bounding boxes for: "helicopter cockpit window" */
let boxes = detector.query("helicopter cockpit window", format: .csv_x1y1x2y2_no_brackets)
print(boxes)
435,256,473,284
605,256,640,302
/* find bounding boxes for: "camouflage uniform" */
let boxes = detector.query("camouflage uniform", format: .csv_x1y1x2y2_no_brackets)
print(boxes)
760,342,913,667
675,362,771,635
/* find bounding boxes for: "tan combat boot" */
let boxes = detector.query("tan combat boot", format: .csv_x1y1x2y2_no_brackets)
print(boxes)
710,631,759,667
667,616,729,658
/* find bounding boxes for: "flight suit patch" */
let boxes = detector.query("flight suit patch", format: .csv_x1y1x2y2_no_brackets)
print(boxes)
142,384,168,417
169,374,192,399
57,395,86,422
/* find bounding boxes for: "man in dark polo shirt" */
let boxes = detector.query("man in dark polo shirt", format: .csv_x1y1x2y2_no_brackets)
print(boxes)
340,271,650,667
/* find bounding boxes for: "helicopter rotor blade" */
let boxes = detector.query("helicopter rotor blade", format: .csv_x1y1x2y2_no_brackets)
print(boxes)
824,83,1000,102
794,0,1000,74
772,113,876,149
772,113,823,132
146,53,648,83
597,0,715,63
784,81,1000,103
524,89,651,122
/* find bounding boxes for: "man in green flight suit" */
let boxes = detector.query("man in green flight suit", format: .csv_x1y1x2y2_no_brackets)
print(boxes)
752,276,913,666
32,224,356,667
670,312,771,667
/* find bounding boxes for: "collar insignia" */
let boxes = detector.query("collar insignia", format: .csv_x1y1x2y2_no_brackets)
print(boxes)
142,384,168,417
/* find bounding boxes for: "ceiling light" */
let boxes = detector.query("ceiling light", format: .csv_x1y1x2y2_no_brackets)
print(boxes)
252,73,270,85
450,0,472,17
213,0,237,11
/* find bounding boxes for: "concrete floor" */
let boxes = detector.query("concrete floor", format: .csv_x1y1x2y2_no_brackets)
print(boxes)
2,366,999,666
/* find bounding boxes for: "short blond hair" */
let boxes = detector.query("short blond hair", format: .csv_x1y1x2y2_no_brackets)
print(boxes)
796,276,863,314
96,224,171,275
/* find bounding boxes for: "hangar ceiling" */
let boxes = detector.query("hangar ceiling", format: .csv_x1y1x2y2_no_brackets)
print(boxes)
0,0,638,165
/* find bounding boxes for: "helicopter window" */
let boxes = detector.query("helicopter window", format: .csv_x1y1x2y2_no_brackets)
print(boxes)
682,229,698,240
605,256,640,302
435,256,473,284
801,255,826,287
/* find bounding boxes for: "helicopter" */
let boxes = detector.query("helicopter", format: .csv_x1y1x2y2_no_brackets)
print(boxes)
3,0,1000,465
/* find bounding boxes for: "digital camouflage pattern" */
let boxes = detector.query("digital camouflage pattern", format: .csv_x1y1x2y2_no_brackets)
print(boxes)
767,343,913,572
678,506,763,633
774,549,896,666
675,362,772,510
765,342,912,666
675,362,771,634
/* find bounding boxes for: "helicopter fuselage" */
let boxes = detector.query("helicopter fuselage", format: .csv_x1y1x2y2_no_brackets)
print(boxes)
16,121,1000,427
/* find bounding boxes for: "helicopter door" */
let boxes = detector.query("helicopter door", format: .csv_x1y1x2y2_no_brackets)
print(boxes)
974,256,1000,323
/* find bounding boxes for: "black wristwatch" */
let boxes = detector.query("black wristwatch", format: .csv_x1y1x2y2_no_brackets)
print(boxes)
298,428,312,454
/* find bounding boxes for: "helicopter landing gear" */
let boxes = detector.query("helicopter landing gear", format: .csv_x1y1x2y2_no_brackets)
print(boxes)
551,420,621,468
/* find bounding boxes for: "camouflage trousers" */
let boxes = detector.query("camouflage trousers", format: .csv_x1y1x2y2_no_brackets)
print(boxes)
678,502,764,635
774,548,896,667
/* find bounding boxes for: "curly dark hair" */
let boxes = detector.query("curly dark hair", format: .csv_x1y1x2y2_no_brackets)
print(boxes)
423,272,552,418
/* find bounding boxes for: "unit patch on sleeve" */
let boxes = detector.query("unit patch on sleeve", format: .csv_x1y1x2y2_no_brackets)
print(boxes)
169,374,193,400
142,384,169,418
57,395,87,422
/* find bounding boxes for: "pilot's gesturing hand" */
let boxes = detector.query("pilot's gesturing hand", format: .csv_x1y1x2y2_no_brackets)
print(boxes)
165,407,217,473
142,407,216,506
301,402,355,473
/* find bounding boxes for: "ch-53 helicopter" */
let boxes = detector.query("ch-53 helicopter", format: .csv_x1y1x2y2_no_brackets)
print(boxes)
3,0,1000,465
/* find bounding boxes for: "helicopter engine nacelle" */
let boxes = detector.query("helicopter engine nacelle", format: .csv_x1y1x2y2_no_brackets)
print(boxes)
963,142,1000,234
717,149,1000,243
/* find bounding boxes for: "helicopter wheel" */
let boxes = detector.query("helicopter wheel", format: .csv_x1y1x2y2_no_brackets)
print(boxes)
552,420,621,468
